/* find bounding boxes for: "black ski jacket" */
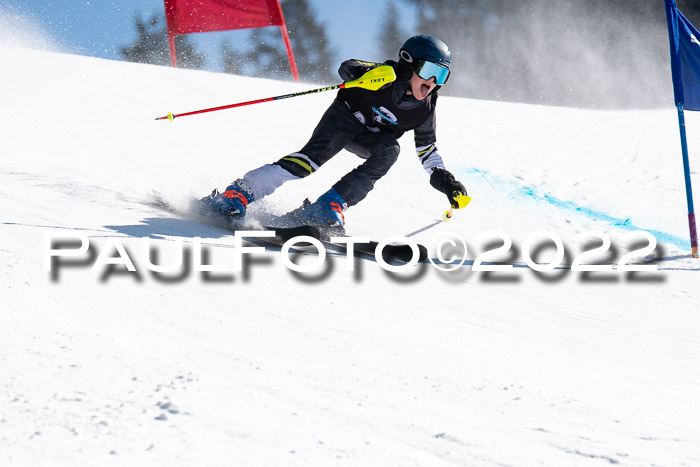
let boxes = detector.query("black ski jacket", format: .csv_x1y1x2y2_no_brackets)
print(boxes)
335,59,445,174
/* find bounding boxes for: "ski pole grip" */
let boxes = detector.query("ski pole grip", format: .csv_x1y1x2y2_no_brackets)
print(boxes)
452,192,472,209
344,66,396,91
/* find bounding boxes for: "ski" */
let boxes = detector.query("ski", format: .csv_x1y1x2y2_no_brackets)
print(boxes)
146,192,426,264
145,191,321,244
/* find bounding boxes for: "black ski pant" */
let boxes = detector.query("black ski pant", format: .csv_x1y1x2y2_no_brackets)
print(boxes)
276,99,400,207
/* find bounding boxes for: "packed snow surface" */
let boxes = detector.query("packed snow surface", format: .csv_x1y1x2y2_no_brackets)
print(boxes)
1,44,700,466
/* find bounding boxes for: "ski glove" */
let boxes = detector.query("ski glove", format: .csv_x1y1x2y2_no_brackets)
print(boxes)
430,168,468,209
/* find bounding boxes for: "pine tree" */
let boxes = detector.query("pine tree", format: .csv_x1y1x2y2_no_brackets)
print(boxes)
397,0,498,99
250,28,290,79
678,0,700,24
282,0,336,82
378,1,405,61
120,13,205,69
222,40,244,75
222,0,336,82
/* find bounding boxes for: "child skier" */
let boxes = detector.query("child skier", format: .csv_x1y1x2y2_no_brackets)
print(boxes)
201,35,469,232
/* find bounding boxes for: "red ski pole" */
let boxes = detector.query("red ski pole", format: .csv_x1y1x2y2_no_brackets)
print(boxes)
155,66,396,122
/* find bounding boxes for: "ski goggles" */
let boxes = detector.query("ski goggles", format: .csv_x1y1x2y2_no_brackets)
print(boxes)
415,60,450,85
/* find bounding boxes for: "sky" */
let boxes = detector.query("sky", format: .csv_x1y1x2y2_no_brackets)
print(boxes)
0,0,416,73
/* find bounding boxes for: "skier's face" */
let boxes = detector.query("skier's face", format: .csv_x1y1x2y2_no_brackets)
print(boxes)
408,72,437,101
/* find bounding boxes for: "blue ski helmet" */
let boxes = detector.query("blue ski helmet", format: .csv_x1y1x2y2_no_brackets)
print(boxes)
399,35,451,68
399,35,451,85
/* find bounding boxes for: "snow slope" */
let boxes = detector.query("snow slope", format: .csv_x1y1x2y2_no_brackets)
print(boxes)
2,44,700,466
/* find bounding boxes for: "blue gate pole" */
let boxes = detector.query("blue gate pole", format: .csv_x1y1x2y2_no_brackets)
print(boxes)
676,103,699,258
